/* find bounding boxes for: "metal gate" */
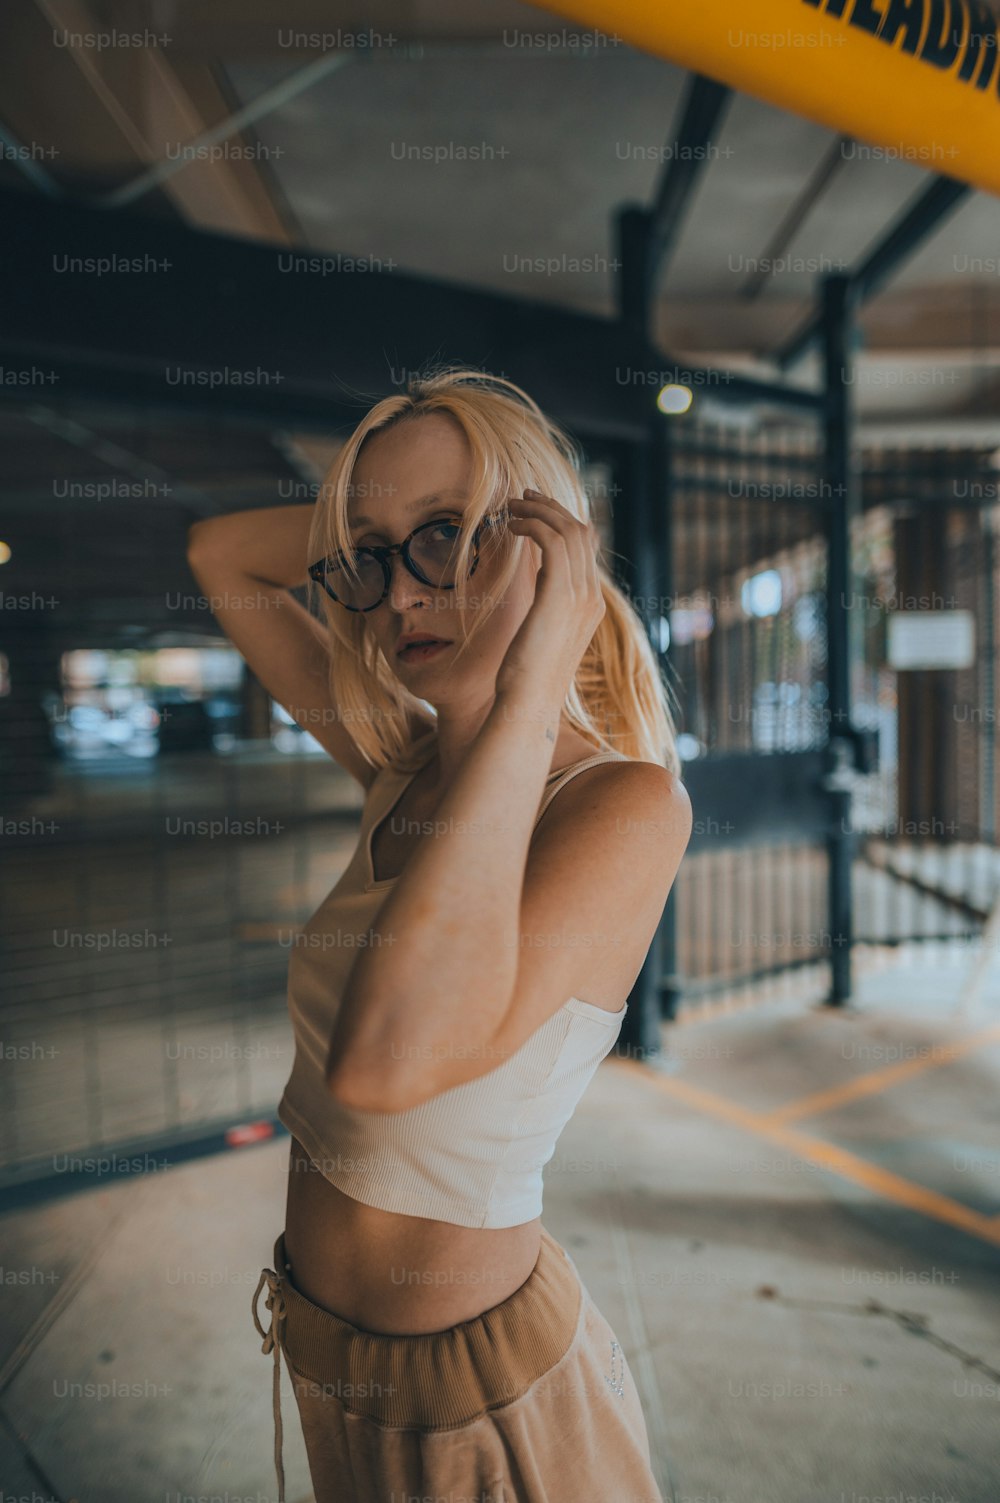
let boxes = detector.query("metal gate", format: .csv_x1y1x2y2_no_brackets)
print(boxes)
850,456,1000,971
664,416,836,1012
645,426,1000,1020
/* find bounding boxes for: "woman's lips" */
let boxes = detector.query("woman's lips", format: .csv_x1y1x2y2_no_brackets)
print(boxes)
397,639,452,663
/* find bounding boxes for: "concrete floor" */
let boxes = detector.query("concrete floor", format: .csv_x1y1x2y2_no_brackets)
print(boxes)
2,948,999,1503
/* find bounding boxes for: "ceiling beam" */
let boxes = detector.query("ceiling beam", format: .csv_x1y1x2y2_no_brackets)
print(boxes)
775,175,972,370
617,72,731,332
12,0,292,241
0,185,662,441
94,49,349,214
20,406,221,515
647,72,732,290
740,135,850,302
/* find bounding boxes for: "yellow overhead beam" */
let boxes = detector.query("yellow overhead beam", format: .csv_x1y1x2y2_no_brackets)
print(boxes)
539,0,1000,198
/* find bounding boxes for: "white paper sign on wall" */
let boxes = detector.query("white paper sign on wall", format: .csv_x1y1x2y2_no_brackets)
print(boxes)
887,611,976,671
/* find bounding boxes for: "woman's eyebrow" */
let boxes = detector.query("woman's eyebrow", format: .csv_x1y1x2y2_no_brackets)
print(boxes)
349,491,465,530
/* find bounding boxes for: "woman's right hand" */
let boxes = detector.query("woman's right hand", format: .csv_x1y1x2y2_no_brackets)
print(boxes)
494,488,605,709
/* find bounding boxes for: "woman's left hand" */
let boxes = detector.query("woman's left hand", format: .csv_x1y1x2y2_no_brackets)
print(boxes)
494,488,606,706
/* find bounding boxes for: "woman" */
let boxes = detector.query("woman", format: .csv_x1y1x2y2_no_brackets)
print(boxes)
187,367,691,1503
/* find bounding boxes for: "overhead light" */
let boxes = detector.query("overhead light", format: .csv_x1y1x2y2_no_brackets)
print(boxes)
656,384,693,416
0,542,10,564
742,569,783,618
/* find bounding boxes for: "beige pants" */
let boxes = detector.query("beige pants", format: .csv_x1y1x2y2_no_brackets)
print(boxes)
252,1224,664,1503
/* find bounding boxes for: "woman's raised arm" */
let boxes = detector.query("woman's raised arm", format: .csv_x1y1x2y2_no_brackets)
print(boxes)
185,506,378,789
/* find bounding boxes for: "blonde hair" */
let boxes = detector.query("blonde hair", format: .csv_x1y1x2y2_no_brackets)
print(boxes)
306,365,680,776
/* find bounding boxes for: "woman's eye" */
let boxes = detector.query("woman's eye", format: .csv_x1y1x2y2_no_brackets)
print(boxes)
424,517,463,541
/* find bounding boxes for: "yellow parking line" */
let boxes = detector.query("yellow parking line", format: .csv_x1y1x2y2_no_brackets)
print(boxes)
617,1059,1000,1250
760,1021,1000,1126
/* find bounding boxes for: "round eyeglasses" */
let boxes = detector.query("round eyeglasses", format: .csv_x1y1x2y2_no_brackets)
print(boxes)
308,514,501,612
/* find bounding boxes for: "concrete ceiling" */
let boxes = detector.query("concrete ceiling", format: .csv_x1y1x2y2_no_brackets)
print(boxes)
2,0,999,642
3,0,998,396
210,8,1000,423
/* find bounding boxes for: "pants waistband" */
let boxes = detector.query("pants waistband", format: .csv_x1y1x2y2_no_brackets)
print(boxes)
252,1225,582,1501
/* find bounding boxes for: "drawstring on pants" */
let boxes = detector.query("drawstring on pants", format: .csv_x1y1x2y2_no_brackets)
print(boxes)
252,1263,288,1503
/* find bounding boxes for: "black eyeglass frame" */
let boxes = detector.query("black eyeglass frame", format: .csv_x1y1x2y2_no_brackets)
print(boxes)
307,514,503,612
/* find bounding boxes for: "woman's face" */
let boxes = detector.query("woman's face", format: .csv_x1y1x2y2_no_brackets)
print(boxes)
345,411,537,705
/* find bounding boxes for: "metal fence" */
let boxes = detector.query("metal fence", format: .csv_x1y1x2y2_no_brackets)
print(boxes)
849,464,1000,965
668,432,1000,1013
0,728,355,1197
665,419,833,1009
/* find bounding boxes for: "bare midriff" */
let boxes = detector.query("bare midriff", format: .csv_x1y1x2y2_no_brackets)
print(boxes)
283,1134,542,1335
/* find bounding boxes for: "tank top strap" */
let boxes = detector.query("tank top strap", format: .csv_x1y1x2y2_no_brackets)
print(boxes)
534,751,630,827
367,737,628,831
364,730,438,815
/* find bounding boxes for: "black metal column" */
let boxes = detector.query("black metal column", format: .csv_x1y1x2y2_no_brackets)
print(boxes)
0,621,61,803
606,436,662,1059
651,413,682,1026
821,274,858,1006
607,418,678,1059
611,201,681,1059
981,516,996,844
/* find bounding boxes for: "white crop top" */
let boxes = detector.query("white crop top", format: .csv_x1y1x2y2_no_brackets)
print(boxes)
276,729,631,1229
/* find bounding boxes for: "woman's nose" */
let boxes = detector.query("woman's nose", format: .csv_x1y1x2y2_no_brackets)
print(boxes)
386,551,432,609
